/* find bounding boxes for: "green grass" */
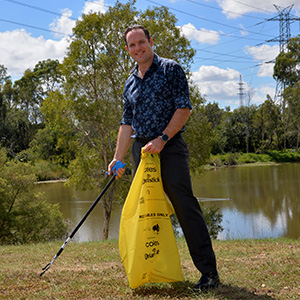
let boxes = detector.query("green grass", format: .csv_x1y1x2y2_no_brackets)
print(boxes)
0,238,299,299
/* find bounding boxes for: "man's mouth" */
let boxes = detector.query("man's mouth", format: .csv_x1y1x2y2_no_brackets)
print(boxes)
136,51,145,57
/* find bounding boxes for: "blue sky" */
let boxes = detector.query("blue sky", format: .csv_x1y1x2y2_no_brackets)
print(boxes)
1,0,300,109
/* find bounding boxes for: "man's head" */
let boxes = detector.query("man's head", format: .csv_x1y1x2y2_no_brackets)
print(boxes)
123,25,154,67
123,25,150,46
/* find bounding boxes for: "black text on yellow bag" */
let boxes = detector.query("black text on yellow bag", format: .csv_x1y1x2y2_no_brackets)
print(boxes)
119,149,184,289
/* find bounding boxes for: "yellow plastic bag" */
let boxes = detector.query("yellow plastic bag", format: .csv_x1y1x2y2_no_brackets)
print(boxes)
119,148,184,289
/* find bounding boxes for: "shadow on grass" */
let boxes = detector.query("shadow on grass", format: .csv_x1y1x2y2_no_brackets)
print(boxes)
133,281,276,299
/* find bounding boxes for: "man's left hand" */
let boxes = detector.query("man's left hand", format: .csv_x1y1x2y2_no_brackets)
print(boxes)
143,137,166,153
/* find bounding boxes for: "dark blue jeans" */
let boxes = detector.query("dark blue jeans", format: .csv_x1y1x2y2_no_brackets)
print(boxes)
132,135,217,275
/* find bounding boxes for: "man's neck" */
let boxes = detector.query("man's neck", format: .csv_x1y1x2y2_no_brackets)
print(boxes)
138,54,154,78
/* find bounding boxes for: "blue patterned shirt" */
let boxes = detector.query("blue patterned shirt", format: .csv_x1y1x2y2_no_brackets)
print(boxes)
121,53,192,138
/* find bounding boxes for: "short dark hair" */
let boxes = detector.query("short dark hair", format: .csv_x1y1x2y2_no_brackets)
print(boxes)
123,25,150,45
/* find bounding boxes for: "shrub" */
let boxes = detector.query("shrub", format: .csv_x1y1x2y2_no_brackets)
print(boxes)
201,205,223,239
33,159,70,181
171,204,223,239
0,149,67,244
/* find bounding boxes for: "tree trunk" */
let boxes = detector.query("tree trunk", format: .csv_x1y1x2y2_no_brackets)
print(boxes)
102,194,113,240
297,126,300,151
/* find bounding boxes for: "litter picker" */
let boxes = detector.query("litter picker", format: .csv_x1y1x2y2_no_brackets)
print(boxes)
40,161,126,276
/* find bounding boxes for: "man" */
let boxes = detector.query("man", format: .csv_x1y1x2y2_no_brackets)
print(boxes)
108,25,219,291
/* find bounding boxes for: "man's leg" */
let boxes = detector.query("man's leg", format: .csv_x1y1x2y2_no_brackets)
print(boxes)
160,137,217,274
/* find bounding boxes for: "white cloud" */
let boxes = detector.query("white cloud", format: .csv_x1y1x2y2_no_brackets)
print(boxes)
218,0,300,19
0,29,69,78
49,9,76,38
180,23,220,45
192,65,241,106
191,64,276,107
0,2,109,80
245,44,278,77
82,0,107,14
253,85,275,104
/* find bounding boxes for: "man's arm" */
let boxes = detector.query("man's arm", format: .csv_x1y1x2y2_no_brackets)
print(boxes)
108,124,133,178
143,108,191,154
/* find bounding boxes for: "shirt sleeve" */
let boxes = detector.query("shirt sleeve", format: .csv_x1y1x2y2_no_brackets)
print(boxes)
120,89,133,126
170,64,192,110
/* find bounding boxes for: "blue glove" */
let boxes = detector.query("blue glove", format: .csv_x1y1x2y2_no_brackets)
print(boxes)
107,160,126,175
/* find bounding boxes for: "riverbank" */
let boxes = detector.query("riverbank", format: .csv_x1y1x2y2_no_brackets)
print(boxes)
1,238,299,300
206,150,300,170
32,150,300,181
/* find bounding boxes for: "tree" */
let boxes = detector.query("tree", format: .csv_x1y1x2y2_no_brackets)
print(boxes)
252,96,282,152
0,149,66,244
203,102,227,154
185,86,213,172
273,36,300,150
221,108,247,153
13,69,44,124
0,65,9,86
284,82,300,150
42,1,199,239
274,35,300,88
33,59,63,94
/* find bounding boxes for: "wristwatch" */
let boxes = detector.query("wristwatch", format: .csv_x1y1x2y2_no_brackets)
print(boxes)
160,133,170,142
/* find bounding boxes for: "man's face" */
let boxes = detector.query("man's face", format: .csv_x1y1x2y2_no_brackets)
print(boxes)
125,29,154,66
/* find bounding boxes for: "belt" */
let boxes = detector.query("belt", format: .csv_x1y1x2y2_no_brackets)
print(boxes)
135,136,156,144
135,132,182,144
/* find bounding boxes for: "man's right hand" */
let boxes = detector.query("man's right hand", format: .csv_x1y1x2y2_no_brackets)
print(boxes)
108,159,126,179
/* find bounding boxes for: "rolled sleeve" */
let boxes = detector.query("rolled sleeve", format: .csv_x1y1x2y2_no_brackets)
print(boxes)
171,64,192,110
121,91,133,126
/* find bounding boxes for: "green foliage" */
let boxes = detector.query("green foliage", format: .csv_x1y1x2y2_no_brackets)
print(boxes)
209,150,300,167
0,149,66,244
33,159,71,181
283,82,300,150
33,59,63,93
185,86,213,172
201,204,223,239
216,153,240,166
265,149,300,162
274,35,300,87
171,204,223,239
236,153,271,164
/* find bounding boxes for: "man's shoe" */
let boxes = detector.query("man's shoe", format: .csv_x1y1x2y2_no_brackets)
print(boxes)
193,272,220,292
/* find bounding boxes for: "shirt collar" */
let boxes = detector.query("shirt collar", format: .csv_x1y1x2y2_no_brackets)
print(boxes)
131,53,159,76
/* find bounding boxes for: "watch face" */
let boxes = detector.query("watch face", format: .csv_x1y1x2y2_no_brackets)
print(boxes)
161,134,169,142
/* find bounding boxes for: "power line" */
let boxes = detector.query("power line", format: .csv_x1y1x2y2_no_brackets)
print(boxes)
230,0,274,15
84,0,110,10
144,0,280,91
181,23,270,43
3,0,77,20
0,17,71,36
146,0,280,77
194,48,254,61
185,0,266,20
146,0,274,38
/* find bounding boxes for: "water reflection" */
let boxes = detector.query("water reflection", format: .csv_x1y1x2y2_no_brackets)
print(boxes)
36,182,123,242
36,163,300,241
193,163,300,239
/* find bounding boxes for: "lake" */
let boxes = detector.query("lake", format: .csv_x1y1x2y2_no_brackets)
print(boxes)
36,163,300,242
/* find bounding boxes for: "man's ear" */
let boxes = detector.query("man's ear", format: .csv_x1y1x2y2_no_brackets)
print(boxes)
125,46,129,53
150,37,153,47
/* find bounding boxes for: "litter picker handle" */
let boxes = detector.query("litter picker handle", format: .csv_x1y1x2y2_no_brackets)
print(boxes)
69,175,116,239
40,175,116,276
